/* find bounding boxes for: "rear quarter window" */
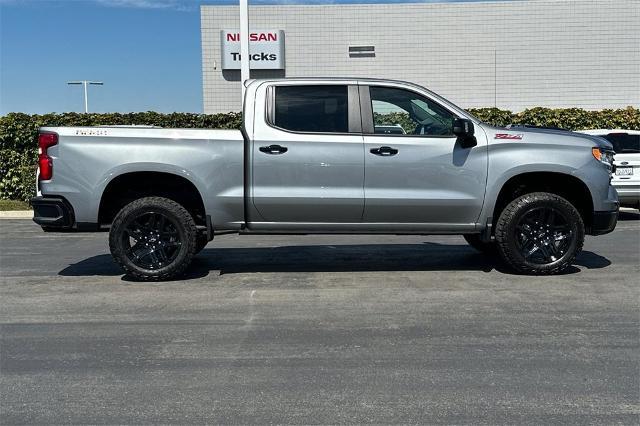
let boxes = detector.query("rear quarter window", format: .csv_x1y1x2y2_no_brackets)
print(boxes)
273,85,348,133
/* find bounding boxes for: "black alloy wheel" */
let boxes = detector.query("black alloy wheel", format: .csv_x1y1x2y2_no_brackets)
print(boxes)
514,206,573,264
122,212,182,270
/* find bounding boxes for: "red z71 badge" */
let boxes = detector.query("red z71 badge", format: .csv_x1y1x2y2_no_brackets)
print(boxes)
495,133,524,140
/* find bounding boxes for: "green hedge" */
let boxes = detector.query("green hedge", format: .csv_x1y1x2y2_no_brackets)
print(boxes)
467,107,640,130
1,107,638,202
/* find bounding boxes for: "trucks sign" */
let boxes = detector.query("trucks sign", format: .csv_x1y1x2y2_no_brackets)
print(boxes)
220,30,285,70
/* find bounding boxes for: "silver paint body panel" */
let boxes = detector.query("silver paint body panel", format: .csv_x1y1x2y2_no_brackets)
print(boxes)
38,127,245,228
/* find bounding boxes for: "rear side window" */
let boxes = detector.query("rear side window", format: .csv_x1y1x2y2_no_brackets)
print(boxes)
602,133,640,154
273,85,348,133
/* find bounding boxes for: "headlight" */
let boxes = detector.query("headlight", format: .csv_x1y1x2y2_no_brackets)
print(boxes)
592,147,614,171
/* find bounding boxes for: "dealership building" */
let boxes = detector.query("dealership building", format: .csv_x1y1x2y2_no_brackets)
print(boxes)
201,0,639,114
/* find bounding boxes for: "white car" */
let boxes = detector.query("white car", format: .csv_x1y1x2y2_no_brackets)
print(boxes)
579,129,640,209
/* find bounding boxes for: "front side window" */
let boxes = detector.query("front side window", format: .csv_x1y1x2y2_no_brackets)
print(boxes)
274,85,348,133
370,86,455,136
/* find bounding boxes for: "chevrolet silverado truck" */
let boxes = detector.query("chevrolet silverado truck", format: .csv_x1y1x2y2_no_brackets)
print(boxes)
31,78,619,279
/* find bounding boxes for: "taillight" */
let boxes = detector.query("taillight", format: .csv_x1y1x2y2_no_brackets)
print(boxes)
38,132,58,180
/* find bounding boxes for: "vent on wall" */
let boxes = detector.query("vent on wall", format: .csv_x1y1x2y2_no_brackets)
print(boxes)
349,46,375,58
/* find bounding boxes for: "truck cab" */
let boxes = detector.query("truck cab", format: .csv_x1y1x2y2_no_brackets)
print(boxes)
244,79,487,232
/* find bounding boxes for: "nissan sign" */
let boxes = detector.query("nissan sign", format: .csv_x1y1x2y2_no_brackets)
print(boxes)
221,30,285,70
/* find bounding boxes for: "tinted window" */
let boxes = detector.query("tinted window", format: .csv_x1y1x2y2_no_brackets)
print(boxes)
274,85,348,133
602,133,640,154
369,86,455,136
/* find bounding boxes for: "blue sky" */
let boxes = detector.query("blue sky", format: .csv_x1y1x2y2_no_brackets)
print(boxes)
0,0,517,114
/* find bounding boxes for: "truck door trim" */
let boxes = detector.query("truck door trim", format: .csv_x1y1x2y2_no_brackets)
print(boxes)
358,85,374,134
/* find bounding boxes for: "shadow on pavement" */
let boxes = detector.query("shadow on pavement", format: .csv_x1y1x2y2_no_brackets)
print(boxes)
58,242,611,280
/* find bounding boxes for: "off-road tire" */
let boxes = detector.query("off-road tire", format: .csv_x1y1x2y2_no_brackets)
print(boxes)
495,192,584,275
463,234,497,255
109,197,198,281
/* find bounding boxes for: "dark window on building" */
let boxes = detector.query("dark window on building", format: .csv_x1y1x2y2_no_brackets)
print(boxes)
349,46,375,58
274,85,348,133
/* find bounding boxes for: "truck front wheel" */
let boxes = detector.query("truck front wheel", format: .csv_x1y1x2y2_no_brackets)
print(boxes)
495,192,584,275
109,197,198,281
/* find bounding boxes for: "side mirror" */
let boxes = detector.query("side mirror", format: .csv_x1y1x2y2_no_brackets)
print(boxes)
453,118,477,148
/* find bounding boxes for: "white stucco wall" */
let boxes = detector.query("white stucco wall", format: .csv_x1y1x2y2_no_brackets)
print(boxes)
201,0,640,113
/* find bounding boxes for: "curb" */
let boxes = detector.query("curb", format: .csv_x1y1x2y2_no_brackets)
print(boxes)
0,210,33,219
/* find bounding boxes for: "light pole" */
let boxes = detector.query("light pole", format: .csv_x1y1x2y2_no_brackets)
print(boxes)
67,81,103,113
239,0,250,103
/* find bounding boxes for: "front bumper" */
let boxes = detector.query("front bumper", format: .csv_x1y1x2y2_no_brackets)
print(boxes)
590,209,618,236
31,196,75,229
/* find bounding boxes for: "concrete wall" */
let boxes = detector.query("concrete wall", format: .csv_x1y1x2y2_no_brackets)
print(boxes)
201,0,640,113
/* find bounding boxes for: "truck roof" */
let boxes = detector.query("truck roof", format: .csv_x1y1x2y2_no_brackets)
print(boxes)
246,76,429,86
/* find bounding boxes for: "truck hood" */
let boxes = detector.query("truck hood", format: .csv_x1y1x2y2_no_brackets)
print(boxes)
482,125,614,150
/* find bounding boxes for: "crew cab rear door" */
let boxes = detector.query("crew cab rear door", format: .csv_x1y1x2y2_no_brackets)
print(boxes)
249,82,364,228
359,83,488,229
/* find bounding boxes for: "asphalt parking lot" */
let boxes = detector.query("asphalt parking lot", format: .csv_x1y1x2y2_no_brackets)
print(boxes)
1,211,639,424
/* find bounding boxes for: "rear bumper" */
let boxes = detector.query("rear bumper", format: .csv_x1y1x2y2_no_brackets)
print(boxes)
590,209,618,236
31,196,75,229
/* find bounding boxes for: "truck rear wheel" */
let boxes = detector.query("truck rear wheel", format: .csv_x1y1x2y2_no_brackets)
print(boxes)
495,192,584,275
109,197,198,281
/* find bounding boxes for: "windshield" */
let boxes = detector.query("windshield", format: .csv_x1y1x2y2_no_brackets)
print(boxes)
601,133,640,154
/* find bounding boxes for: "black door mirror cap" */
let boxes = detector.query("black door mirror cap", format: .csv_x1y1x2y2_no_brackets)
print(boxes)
453,118,475,137
453,118,477,148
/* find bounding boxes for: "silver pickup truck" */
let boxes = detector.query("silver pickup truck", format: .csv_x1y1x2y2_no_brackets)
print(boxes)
32,78,619,279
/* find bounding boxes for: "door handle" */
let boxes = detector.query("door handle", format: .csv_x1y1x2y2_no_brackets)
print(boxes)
259,144,288,155
370,146,398,156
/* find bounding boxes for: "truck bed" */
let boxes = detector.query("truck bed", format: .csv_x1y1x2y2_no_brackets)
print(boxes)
38,126,246,228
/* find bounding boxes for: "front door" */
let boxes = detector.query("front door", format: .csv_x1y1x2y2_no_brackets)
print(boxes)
251,84,365,224
361,85,488,226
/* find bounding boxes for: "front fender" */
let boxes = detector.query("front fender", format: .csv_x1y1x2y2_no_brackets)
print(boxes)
481,163,585,220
